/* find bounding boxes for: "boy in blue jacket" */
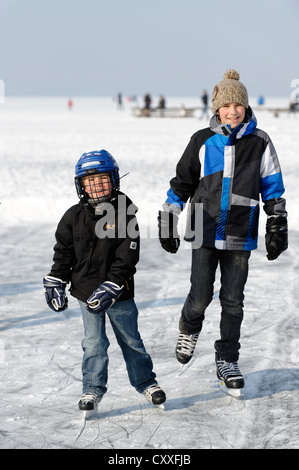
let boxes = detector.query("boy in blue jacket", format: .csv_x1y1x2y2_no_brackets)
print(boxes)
158,70,288,393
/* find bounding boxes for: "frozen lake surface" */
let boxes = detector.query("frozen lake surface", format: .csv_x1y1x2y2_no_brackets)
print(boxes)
0,96,298,450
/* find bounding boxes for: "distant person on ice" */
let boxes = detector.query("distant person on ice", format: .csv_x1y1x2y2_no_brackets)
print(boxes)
199,89,209,119
67,98,73,110
157,95,166,116
158,95,166,110
143,93,152,116
43,150,166,413
117,92,123,109
158,69,288,394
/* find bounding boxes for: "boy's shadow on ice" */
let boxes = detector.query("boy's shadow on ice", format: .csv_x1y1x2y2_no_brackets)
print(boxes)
0,281,41,296
169,368,299,408
167,368,299,408
241,368,299,400
89,368,299,420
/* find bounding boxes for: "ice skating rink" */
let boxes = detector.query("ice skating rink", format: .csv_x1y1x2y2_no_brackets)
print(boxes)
0,96,298,449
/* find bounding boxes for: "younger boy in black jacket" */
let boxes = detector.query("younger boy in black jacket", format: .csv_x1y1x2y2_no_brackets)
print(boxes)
43,150,166,412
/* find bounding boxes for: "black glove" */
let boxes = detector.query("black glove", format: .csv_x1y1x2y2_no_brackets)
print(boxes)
265,216,288,260
43,275,68,312
158,210,180,253
87,281,123,314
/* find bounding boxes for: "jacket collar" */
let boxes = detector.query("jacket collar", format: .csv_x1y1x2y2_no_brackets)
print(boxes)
80,191,138,220
210,106,257,139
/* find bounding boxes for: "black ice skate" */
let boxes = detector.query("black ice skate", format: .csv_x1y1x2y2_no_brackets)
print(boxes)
78,393,102,418
175,332,199,364
143,384,166,409
216,358,244,398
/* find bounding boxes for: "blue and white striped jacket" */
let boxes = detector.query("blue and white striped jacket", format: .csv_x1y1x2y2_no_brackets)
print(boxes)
165,108,287,251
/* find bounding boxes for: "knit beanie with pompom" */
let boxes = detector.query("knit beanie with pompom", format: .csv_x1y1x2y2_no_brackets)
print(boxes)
212,69,249,113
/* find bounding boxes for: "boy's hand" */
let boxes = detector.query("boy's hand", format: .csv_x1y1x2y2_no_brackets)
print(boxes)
158,210,180,253
87,281,123,314
43,275,68,312
265,216,288,260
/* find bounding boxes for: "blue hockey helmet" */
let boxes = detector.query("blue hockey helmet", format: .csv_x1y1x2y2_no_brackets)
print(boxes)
75,149,120,206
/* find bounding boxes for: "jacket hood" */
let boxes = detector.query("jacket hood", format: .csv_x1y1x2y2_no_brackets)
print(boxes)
210,106,257,138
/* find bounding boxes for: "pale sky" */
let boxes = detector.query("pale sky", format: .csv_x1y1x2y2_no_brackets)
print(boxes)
0,0,298,98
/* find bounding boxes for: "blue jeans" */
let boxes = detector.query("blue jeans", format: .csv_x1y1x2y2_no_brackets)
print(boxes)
180,246,251,362
78,299,157,398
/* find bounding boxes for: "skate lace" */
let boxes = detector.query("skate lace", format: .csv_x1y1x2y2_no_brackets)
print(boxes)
177,333,199,355
143,384,162,398
80,393,99,404
217,360,242,381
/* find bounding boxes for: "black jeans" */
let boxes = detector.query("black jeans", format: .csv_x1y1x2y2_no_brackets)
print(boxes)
180,246,251,362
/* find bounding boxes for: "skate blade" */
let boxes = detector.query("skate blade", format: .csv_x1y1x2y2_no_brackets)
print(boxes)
82,406,99,420
82,410,95,419
219,380,242,398
155,403,165,410
177,360,193,375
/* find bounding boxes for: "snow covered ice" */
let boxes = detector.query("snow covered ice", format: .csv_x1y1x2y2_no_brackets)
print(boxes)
0,96,298,449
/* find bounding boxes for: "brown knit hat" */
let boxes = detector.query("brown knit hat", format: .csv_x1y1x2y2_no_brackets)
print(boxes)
212,69,248,113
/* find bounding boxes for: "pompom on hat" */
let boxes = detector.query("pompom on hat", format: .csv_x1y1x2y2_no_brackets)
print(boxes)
212,69,249,113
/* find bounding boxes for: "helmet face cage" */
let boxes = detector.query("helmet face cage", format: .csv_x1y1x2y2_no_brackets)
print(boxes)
75,150,120,207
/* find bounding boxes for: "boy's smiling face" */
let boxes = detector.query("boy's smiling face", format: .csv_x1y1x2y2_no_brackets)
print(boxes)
218,102,246,128
82,173,112,201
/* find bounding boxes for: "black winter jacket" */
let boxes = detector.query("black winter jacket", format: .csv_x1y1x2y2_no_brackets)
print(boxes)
49,192,140,302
